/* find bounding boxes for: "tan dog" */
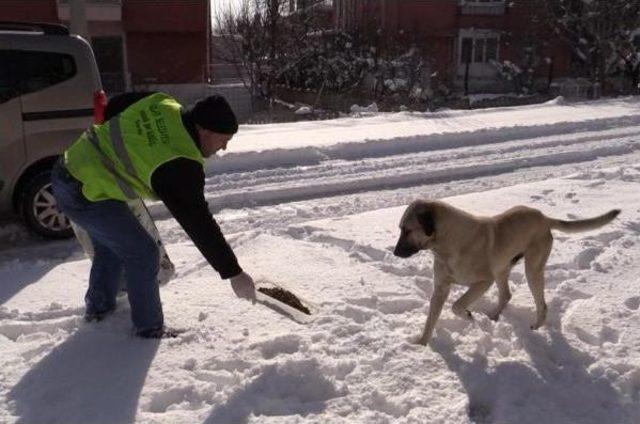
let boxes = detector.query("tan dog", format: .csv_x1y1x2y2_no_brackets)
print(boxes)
393,200,620,345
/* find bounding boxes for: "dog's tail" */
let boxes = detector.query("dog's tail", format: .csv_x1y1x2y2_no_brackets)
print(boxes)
549,209,621,233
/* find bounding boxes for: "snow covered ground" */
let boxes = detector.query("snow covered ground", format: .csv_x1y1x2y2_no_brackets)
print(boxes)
1,97,639,423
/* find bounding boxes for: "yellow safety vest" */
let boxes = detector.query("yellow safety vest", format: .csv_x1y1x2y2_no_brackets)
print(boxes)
64,93,204,202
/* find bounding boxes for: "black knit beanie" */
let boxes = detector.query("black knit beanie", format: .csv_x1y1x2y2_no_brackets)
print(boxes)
189,94,238,134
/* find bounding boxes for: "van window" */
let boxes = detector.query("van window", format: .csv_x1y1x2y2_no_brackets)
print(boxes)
0,49,77,103
19,50,77,94
0,50,19,103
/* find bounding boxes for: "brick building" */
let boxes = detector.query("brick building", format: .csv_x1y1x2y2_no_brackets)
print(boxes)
333,0,572,92
0,0,210,94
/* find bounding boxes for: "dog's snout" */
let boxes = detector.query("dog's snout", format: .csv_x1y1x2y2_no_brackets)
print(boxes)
394,247,412,258
393,240,417,258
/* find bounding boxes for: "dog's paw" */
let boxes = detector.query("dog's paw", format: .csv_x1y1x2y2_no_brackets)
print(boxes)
453,307,474,321
530,319,546,330
488,311,501,322
409,335,429,346
530,315,547,330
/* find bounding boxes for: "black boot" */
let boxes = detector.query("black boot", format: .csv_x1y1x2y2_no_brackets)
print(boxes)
84,307,115,323
135,326,180,339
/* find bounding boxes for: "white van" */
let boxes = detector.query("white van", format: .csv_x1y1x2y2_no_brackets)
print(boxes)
0,21,106,238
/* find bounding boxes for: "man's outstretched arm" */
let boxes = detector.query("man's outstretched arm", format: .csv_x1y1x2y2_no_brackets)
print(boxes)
151,158,242,279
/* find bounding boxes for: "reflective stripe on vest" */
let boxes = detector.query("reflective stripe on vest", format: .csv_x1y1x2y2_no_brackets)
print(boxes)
85,126,137,199
109,117,139,182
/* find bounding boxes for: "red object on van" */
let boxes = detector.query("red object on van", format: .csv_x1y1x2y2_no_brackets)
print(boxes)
93,90,107,124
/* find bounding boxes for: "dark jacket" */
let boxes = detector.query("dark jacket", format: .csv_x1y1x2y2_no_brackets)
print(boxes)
104,92,242,279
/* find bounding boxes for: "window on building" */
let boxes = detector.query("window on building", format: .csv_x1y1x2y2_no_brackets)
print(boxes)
474,38,485,63
461,38,473,64
460,36,499,64
92,36,125,93
486,38,498,62
460,0,506,15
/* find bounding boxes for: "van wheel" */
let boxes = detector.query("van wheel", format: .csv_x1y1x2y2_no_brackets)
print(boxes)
20,171,74,239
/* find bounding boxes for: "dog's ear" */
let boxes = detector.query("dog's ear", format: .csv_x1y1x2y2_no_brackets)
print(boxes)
418,209,435,237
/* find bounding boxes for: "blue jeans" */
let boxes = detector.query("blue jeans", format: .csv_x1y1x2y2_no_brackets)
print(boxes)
51,161,163,332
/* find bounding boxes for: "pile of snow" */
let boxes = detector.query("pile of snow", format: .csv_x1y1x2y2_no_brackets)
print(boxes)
294,106,313,115
227,97,640,156
544,96,566,105
350,102,378,114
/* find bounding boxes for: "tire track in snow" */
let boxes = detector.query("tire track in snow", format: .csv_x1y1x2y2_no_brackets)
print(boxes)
181,132,639,215
206,114,640,175
204,126,640,191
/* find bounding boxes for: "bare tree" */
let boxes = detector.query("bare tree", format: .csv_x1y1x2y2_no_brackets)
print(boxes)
214,0,437,111
491,8,554,95
530,0,640,91
213,0,326,103
617,47,640,93
213,0,286,101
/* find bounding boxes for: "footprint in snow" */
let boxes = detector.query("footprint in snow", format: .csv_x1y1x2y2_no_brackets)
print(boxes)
346,296,378,309
565,192,580,203
145,386,210,413
0,316,80,341
624,297,640,311
600,326,620,344
592,231,624,245
573,247,602,270
626,221,640,234
572,325,620,347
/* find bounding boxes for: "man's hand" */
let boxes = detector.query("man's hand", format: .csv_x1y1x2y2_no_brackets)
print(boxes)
229,272,257,303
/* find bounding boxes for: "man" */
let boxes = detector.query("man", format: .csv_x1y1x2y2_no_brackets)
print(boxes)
51,92,256,338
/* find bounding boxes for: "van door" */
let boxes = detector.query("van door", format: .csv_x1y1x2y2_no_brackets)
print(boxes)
0,48,26,214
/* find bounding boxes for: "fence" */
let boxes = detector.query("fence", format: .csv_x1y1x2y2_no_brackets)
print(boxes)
551,79,601,100
133,82,254,121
